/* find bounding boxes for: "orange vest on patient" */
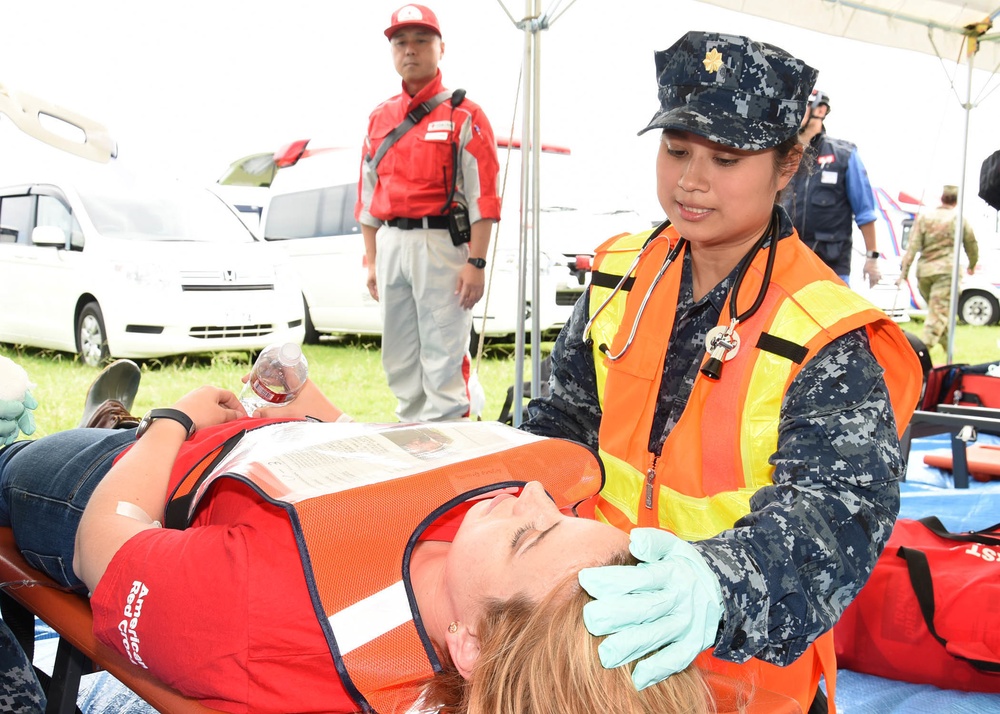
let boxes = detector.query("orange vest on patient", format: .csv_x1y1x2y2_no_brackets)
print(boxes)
89,419,602,713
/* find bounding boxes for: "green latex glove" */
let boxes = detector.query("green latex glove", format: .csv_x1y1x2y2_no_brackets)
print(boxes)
0,390,38,446
578,527,724,690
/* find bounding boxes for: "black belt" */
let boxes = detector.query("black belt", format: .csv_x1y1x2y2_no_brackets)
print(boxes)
386,216,449,230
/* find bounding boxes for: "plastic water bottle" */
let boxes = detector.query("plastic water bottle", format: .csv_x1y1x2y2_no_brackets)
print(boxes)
239,342,309,415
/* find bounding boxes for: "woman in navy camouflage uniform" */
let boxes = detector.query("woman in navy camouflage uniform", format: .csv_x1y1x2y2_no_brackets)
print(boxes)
523,31,923,713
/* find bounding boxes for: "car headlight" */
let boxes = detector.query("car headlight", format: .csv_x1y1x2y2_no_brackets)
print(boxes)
113,262,177,292
271,259,298,287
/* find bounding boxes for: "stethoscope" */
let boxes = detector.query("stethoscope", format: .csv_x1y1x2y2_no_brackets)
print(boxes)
582,207,780,381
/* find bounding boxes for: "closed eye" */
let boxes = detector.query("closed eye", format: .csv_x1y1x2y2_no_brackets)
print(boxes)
510,523,535,549
519,521,563,554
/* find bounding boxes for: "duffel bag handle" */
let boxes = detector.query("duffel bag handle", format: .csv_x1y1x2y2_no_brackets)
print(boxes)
898,546,1000,673
917,516,1000,546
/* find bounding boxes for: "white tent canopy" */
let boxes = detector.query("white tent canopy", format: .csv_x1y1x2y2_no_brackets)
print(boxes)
698,0,1000,363
699,1,1000,70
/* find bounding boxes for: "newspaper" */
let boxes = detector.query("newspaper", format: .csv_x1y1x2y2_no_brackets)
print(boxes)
189,420,543,509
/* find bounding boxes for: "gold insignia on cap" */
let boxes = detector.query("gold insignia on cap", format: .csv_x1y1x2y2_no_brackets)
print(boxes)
703,48,724,73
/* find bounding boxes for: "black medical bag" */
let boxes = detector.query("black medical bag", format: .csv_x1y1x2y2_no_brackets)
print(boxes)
980,149,1000,211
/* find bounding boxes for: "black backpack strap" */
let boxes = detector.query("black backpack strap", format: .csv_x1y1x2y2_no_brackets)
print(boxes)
916,515,1000,545
441,89,467,213
897,545,1000,672
366,89,454,171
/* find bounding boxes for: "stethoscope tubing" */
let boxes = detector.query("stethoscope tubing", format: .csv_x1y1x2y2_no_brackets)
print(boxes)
583,208,781,366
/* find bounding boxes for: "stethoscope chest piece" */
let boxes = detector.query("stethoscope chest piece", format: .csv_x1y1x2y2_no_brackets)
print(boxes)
704,324,741,361
701,322,741,380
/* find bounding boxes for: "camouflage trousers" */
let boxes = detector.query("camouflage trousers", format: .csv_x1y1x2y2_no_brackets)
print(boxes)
0,618,45,712
918,273,953,349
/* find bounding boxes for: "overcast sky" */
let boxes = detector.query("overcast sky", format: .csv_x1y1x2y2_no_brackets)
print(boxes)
3,0,999,229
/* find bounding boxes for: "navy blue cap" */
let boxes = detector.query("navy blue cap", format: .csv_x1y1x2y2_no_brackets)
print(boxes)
639,31,818,151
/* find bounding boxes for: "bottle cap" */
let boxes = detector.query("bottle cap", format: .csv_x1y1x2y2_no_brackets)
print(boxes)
278,343,303,366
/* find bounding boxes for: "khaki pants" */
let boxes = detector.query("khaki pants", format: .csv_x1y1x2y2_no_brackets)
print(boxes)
917,273,951,348
376,225,471,422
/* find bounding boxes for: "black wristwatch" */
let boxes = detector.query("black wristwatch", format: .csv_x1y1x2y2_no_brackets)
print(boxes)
865,250,881,259
467,257,487,269
135,408,196,440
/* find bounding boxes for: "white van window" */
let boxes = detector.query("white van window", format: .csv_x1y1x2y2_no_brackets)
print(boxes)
264,184,361,240
78,186,255,244
37,195,84,250
0,195,34,244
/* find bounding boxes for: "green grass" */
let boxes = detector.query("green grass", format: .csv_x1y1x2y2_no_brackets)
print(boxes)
1,336,553,437
898,316,1000,366
3,316,998,438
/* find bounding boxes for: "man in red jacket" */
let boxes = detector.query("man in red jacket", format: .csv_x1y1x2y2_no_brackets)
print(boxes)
356,4,501,422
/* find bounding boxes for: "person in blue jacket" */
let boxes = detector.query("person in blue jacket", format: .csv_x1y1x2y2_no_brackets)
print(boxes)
780,89,882,287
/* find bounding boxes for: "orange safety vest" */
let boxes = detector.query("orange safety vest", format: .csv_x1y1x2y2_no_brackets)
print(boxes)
163,421,604,714
587,224,923,713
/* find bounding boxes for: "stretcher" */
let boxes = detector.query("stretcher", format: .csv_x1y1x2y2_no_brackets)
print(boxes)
0,527,220,714
924,442,1000,482
2,516,804,714
900,404,1000,488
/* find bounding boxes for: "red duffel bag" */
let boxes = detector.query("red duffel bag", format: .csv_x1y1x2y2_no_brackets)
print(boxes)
834,516,1000,692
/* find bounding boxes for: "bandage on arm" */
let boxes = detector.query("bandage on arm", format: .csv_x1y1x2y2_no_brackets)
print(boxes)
115,501,163,529
74,422,186,593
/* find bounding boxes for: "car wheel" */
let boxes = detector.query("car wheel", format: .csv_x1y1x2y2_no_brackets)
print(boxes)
303,296,320,345
959,290,1000,326
77,302,110,367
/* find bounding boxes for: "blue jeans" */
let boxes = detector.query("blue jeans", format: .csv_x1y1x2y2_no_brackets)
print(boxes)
0,428,136,593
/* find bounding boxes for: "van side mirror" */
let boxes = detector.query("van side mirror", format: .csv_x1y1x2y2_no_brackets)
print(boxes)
31,225,66,247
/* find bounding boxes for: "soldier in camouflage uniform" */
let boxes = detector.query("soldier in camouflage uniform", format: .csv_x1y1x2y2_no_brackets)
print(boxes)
898,184,978,349
522,30,922,714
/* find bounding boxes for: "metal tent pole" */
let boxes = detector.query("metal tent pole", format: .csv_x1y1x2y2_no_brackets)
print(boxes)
946,33,979,365
511,0,549,426
511,0,542,426
499,0,577,425
530,8,544,404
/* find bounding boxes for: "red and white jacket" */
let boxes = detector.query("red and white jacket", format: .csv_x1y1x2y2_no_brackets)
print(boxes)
356,70,501,225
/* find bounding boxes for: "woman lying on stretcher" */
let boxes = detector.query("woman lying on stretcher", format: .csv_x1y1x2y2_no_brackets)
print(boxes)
0,377,717,714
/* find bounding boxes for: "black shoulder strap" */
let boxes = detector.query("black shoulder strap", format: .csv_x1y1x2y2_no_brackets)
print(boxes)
897,545,1000,672
366,89,454,172
916,515,1000,545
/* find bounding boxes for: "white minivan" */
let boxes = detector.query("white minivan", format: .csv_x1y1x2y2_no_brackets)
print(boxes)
242,138,644,343
0,174,305,366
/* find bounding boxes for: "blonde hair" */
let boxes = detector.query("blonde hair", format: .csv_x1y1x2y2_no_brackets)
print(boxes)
422,555,712,714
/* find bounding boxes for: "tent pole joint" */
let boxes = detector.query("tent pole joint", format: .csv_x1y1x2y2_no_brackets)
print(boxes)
515,16,546,32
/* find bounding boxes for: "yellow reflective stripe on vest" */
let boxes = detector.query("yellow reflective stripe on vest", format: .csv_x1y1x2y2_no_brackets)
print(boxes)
741,278,866,492
595,449,643,525
797,279,880,328
595,450,757,540
659,486,757,541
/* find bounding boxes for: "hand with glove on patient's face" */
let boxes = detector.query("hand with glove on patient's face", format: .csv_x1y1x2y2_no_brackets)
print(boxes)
0,356,38,446
579,528,724,691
